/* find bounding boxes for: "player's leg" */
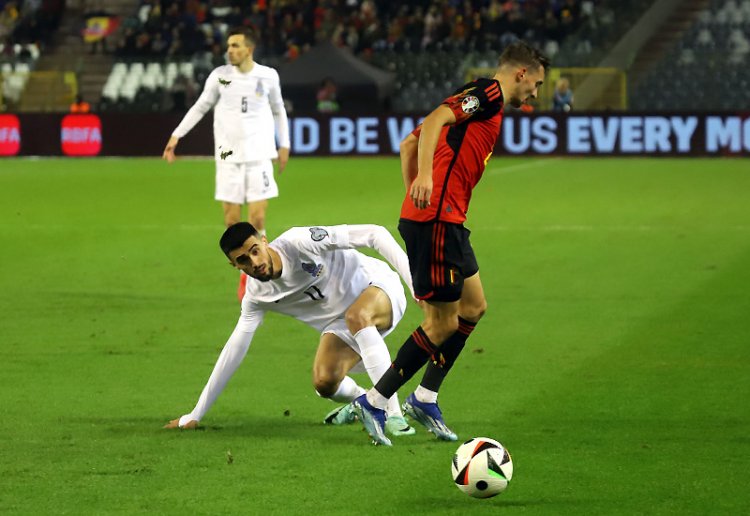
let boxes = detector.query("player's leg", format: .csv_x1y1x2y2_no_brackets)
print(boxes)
417,272,486,402
222,202,242,227
345,284,414,436
247,199,268,233
216,161,248,299
354,221,465,443
313,332,366,402
216,162,245,226
244,160,278,237
405,227,482,439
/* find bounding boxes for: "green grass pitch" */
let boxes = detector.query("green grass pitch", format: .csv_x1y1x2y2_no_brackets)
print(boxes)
1,156,749,514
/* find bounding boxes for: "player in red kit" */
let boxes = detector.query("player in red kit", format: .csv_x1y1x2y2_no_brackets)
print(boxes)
353,41,550,446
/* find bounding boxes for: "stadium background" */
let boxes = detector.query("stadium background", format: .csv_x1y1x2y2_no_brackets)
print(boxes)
2,1,750,514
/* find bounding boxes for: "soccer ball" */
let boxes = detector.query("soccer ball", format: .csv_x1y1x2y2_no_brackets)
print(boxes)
451,437,513,498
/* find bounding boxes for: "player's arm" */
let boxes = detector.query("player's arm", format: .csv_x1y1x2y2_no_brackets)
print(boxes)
410,105,456,209
269,70,291,173
400,132,418,192
164,307,264,428
162,70,221,163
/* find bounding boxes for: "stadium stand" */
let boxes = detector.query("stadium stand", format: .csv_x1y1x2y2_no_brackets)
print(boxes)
3,1,746,113
98,0,603,113
630,0,750,111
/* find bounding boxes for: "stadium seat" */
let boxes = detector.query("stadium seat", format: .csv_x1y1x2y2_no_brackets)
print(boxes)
14,63,30,75
179,62,194,78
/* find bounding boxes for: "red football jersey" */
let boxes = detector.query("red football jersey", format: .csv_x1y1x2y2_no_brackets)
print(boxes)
400,78,504,224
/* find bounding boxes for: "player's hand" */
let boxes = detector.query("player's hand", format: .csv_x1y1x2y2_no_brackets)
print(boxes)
162,136,179,163
276,147,290,174
409,174,433,210
163,418,198,429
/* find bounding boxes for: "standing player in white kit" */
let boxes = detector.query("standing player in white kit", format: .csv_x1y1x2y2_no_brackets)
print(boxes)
162,27,290,297
164,222,417,441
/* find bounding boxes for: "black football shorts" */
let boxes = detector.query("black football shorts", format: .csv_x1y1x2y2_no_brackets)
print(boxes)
398,219,479,302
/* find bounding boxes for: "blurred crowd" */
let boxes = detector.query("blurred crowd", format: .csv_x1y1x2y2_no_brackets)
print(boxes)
113,0,594,62
0,0,64,51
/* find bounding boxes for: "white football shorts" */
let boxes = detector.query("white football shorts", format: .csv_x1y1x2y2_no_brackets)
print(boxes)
321,263,407,372
215,160,279,204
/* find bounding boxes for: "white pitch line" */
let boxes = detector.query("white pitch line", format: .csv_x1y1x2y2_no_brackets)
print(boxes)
474,225,750,232
487,158,560,176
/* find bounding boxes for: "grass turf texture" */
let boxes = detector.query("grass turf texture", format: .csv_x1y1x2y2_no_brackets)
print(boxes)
1,156,749,514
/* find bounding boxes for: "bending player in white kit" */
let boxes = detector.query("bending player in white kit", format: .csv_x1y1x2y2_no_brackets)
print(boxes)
164,222,417,442
162,27,290,299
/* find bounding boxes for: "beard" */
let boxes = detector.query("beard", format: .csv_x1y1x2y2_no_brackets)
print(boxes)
251,260,274,282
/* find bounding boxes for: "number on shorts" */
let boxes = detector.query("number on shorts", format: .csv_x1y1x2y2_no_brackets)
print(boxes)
262,170,269,187
241,96,248,112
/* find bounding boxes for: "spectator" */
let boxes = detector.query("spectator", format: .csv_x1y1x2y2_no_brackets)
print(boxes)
552,77,573,112
169,72,195,112
316,77,339,113
70,94,91,113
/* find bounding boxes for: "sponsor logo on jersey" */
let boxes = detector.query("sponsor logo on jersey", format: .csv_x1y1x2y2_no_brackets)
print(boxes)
220,148,233,160
309,227,328,241
218,77,232,86
255,80,264,97
461,95,480,114
302,262,324,277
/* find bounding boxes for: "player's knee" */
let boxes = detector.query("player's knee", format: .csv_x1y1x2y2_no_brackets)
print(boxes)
461,298,487,322
423,317,459,345
313,373,339,398
345,306,372,335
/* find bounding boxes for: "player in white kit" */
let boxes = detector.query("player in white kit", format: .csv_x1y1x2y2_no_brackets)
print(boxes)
164,222,418,441
162,27,289,232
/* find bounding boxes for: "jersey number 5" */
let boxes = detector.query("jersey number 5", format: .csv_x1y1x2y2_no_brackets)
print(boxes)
241,96,248,113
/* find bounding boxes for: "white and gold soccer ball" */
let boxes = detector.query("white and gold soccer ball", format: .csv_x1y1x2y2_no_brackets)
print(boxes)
451,437,513,498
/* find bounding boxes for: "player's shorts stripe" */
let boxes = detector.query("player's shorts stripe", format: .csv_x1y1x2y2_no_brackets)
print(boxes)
434,223,445,286
439,223,446,285
431,224,439,286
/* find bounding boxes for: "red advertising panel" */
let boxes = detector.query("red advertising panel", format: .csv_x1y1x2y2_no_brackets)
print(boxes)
61,114,102,156
0,114,21,156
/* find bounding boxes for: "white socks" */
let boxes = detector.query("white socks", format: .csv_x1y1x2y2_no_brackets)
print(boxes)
322,375,366,403
355,326,401,416
415,384,438,404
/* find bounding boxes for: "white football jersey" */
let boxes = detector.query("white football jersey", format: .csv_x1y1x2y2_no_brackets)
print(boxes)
237,225,400,333
172,62,290,162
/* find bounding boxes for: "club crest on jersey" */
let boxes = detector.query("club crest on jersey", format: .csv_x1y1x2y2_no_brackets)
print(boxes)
462,95,480,114
309,227,328,241
218,77,232,86
302,262,324,277
255,80,264,97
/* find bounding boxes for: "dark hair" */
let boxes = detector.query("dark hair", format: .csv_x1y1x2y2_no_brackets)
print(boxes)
227,27,256,47
220,222,258,257
499,41,550,72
